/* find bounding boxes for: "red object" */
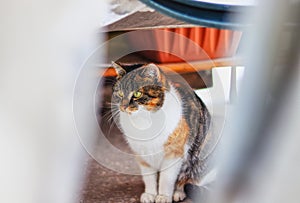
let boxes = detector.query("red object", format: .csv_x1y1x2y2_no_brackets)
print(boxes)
128,27,242,63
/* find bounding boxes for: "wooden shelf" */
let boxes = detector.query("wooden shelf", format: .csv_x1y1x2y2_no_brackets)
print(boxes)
101,56,243,77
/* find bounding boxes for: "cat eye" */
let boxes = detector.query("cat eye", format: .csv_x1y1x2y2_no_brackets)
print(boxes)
118,91,124,97
133,91,142,98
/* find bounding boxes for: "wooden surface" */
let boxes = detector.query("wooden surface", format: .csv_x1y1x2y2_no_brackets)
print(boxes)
101,57,243,77
99,55,243,90
104,11,195,32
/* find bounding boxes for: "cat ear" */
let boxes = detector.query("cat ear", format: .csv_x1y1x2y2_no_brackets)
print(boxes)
143,63,161,79
111,61,126,79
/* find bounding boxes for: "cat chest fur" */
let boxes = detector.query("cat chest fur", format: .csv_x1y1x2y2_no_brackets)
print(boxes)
119,85,186,170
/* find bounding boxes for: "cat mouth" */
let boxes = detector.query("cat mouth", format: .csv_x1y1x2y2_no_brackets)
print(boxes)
119,106,167,141
122,108,138,114
124,106,143,116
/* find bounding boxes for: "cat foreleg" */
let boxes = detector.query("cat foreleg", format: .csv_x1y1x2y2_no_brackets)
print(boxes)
156,158,183,203
140,165,157,203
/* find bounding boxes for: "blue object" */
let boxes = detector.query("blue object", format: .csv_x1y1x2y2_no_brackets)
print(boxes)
139,0,255,30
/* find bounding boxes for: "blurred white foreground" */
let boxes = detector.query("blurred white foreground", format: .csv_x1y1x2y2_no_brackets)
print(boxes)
0,1,106,203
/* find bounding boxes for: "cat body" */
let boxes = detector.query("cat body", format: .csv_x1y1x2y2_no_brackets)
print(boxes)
111,62,212,203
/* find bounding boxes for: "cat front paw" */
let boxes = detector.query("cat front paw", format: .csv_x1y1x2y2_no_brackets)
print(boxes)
140,192,156,203
173,190,186,202
155,194,172,203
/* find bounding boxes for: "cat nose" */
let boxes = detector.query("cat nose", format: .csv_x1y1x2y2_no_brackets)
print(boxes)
120,104,128,112
120,99,130,112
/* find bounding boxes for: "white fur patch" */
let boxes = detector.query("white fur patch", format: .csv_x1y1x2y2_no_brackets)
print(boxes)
119,85,182,170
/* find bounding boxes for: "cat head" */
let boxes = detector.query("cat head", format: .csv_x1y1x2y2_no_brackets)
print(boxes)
111,62,170,114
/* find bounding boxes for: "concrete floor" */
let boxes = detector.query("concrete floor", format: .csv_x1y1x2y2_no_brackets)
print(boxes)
80,122,144,203
81,158,144,203
81,157,209,203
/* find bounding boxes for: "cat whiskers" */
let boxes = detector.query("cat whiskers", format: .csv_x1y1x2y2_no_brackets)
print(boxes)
105,101,120,106
107,107,120,136
101,105,119,123
100,103,121,136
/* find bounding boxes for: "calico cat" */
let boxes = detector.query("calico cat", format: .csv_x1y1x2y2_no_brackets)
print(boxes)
111,62,212,203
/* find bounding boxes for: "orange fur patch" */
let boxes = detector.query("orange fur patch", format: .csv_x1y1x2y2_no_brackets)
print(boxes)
145,98,160,111
164,119,189,159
